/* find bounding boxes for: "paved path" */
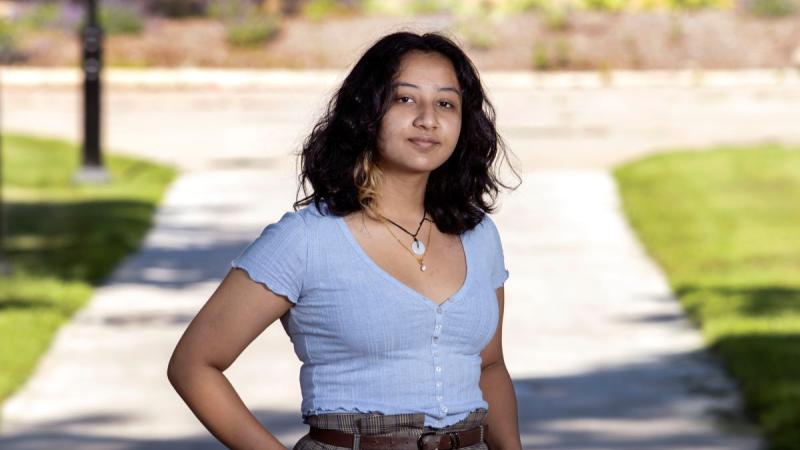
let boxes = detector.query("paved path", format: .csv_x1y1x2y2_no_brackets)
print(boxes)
1,68,787,449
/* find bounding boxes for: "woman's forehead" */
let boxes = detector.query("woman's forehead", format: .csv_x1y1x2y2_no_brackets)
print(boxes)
390,80,461,97
391,54,461,94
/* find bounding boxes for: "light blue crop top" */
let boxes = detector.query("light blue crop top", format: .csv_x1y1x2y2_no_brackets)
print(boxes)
230,200,509,428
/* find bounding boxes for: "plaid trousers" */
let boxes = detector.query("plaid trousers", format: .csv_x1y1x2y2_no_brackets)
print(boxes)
293,408,489,450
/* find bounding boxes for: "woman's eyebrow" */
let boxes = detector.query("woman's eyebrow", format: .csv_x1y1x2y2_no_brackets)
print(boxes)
391,81,461,96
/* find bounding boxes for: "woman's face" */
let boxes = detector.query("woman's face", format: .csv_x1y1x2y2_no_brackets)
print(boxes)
375,51,462,176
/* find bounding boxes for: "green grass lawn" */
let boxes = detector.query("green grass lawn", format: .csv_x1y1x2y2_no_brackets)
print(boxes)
613,142,800,449
0,133,176,419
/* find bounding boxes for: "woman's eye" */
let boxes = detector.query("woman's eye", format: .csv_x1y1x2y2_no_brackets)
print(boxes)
395,97,455,109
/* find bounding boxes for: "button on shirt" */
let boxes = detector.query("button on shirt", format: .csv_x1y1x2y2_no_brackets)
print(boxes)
231,200,510,428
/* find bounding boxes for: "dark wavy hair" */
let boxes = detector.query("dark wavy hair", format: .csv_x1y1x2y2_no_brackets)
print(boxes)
293,30,521,234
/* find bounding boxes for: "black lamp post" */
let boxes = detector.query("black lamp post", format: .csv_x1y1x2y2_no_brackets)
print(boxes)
74,0,109,183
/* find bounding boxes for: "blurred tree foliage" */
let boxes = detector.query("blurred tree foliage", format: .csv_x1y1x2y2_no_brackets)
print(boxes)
0,19,24,63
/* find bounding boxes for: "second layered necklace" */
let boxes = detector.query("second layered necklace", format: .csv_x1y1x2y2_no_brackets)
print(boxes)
377,211,432,272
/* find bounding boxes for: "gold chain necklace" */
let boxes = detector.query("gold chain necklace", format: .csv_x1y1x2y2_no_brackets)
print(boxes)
378,216,433,272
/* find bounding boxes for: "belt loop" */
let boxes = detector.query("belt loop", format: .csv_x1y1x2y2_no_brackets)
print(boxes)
352,417,362,450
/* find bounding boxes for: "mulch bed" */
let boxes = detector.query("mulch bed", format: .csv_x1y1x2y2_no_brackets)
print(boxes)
12,10,800,70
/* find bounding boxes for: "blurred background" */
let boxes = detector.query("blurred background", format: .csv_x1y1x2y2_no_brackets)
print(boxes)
1,1,799,449
1,0,799,70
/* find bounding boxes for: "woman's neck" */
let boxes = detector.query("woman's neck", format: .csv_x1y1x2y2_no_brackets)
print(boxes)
373,172,430,225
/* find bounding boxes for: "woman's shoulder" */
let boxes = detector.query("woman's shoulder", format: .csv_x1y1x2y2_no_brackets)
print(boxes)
465,211,498,236
284,200,343,241
294,199,337,225
467,212,503,249
297,199,330,217
252,200,334,240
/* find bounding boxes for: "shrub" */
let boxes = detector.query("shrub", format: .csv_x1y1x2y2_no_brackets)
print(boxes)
360,0,403,15
532,41,550,70
300,0,359,21
595,0,731,9
208,0,258,21
17,1,62,29
503,0,549,12
362,0,453,15
667,0,729,9
225,15,281,47
582,0,631,11
668,13,685,43
0,20,25,64
454,14,496,50
70,2,144,35
98,4,144,35
407,0,454,14
145,0,209,18
541,3,571,31
747,0,798,16
554,37,572,67
532,38,573,70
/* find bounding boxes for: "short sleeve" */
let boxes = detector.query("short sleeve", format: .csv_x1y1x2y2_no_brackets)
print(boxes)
484,215,510,289
231,211,307,304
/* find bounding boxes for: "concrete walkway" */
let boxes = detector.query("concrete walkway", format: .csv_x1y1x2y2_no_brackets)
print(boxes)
1,68,789,449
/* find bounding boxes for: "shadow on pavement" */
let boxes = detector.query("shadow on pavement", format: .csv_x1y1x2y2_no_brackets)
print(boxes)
514,348,763,449
1,348,765,449
0,408,304,450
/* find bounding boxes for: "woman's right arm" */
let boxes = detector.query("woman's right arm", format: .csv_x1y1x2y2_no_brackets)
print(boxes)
167,267,294,450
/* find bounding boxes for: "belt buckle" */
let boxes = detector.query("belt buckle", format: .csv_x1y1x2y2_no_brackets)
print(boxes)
416,430,461,450
416,431,437,450
446,431,461,448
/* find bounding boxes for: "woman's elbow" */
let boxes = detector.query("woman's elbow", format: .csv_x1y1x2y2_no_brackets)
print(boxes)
166,352,186,386
167,348,199,386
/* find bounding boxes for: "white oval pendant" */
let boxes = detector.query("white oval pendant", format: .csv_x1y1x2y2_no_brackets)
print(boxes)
411,239,426,256
420,264,427,272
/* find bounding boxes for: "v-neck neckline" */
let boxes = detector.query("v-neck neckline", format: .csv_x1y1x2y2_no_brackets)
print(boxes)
335,213,471,309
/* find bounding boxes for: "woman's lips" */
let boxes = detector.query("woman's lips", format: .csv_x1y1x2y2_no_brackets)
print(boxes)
408,138,439,149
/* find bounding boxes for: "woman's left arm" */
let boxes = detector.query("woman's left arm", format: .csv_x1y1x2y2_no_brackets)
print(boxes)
479,286,523,450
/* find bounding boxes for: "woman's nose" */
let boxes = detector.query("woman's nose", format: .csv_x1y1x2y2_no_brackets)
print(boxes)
413,102,438,128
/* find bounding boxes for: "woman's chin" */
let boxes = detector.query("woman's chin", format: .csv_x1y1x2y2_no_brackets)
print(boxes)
385,162,441,175
378,152,450,175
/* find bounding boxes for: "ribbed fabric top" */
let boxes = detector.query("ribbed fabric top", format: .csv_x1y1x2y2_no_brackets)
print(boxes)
230,200,510,428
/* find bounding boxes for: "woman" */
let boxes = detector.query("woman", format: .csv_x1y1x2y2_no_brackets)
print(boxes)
168,31,522,450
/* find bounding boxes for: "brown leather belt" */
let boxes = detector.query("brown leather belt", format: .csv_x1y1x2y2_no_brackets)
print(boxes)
309,423,488,450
